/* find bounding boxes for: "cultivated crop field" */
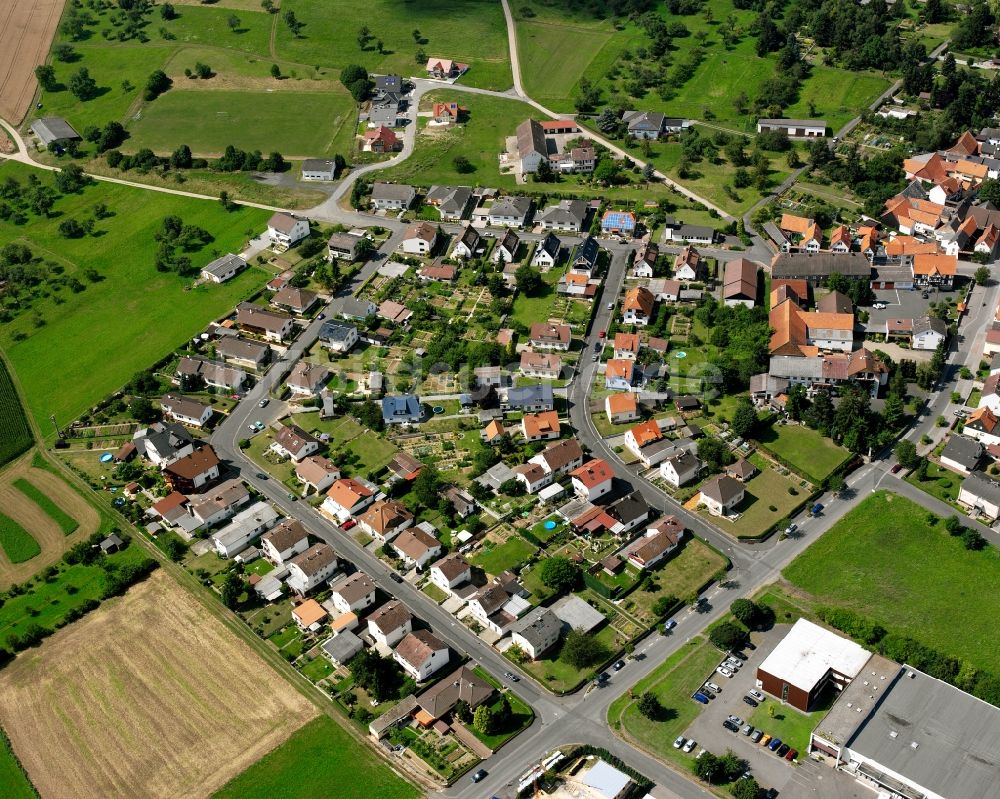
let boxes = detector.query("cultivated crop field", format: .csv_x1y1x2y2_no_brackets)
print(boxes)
0,360,33,468
0,161,269,429
0,570,318,799
0,453,98,587
0,0,64,123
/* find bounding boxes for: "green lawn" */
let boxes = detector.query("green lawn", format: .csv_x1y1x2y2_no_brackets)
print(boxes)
13,478,79,535
754,423,851,484
704,466,806,540
129,89,357,157
627,539,728,625
517,623,620,693
470,691,535,749
906,461,961,507
0,162,269,429
0,513,40,564
748,699,823,755
782,491,1000,672
0,732,36,799
609,635,719,767
511,265,564,328
274,0,512,91
212,716,420,799
470,536,537,576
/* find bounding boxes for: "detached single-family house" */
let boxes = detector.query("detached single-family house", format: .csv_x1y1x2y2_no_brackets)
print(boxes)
292,599,328,632
503,384,554,412
318,321,358,354
329,572,377,614
214,336,270,370
425,57,466,79
633,241,658,278
532,233,561,269
367,600,413,648
536,199,588,232
958,470,1000,520
134,422,194,467
175,356,247,391
159,393,213,428
402,221,438,255
614,333,640,360
467,574,531,635
673,246,702,281
660,450,700,488
605,392,639,424
430,553,472,593
699,475,745,516
186,478,251,529
521,410,561,442
623,517,685,570
394,630,450,682
286,543,338,595
493,228,520,264
622,110,665,140
488,196,532,228
272,286,320,316
370,182,416,211
295,455,341,495
528,322,571,351
392,527,442,570
510,607,562,660
382,394,422,425
164,446,221,493
432,102,464,124
200,253,245,284
363,126,401,153
269,424,321,462
267,212,310,252
286,361,330,397
327,233,364,261
514,463,552,494
236,303,295,342
912,316,948,350
601,210,637,237
570,458,614,500
357,499,414,543
605,358,639,391
622,287,655,326
322,477,377,520
963,406,1000,447
452,224,480,259
529,438,584,477
940,436,984,474
519,351,562,379
261,519,310,565
212,501,279,558
425,185,472,220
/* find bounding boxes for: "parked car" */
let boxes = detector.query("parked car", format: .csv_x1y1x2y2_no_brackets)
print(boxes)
255,473,269,480
613,660,626,671
759,734,772,747
607,302,614,310
663,619,677,632
592,354,599,362
764,790,778,799
258,398,269,408
692,692,710,704
594,341,602,352
729,651,747,661
810,503,824,516
471,769,487,783
598,329,606,338
784,523,797,534
768,738,783,751
750,730,763,743
873,301,887,309
390,572,403,584
682,739,696,753
341,519,357,530
747,689,765,702
785,748,798,761
716,666,734,678
704,682,721,694
743,696,758,707
776,744,790,758
724,657,742,669
597,672,610,684
727,715,743,726
318,312,325,319
742,724,754,736
891,463,903,473
722,720,739,732
673,736,685,749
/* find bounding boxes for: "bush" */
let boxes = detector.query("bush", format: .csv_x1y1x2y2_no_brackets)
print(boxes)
709,621,747,651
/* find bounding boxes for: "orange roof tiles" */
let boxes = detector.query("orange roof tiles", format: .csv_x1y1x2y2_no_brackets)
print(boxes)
522,410,560,438
606,393,638,414
614,332,640,353
571,458,613,488
779,214,814,235
623,287,655,316
912,253,957,276
629,419,663,448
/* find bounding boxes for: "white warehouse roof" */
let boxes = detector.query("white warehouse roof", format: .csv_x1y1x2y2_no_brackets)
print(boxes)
758,619,871,693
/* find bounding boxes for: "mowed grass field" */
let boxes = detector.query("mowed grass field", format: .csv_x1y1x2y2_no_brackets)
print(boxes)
0,514,39,564
130,89,357,157
212,716,420,799
13,478,79,535
782,492,1000,672
0,360,33,468
0,162,269,429
275,0,512,90
755,423,851,484
0,570,319,799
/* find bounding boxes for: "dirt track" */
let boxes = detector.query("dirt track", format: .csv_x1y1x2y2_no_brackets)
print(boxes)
0,455,98,589
0,570,318,799
0,0,65,124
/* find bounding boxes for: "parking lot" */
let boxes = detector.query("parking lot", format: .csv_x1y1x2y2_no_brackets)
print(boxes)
679,626,872,798
864,284,953,333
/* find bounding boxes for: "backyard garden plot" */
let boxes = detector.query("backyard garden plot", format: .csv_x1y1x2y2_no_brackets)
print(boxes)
213,715,419,799
782,491,1000,672
754,422,851,484
470,531,538,576
0,570,319,799
0,162,269,430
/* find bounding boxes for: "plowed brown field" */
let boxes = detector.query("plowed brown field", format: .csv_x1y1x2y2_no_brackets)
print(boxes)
0,570,318,799
0,0,65,124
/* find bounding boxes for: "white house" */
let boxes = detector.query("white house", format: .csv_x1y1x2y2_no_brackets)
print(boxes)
493,228,520,264
321,477,377,521
532,233,560,269
912,316,947,351
329,572,377,614
295,455,341,496
514,463,553,494
605,393,639,424
467,577,531,635
286,543,338,595
261,519,310,565
699,475,745,516
958,471,1000,520
367,599,413,648
212,501,279,558
391,527,442,570
622,517,685,570
159,393,213,428
267,212,310,252
302,159,337,181
393,630,450,681
269,425,320,462
402,221,438,255
660,450,701,488
430,553,471,593
319,321,358,354
570,459,614,500
510,607,562,660
200,253,245,284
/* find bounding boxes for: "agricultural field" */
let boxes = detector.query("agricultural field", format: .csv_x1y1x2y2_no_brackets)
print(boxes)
213,715,420,799
782,491,1000,672
275,0,512,91
0,161,270,429
0,570,319,799
0,731,36,799
0,360,33,468
755,422,851,484
0,0,64,123
0,453,99,588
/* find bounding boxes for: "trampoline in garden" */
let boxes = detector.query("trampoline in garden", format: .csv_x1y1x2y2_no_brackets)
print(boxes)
675,351,688,359
99,453,113,463
433,405,445,414
544,520,557,530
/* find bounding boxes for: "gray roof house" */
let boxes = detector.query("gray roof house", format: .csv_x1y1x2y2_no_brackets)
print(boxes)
369,103,400,128
503,384,554,412
536,198,588,231
488,196,532,227
375,74,403,94
382,394,423,424
940,436,984,473
510,607,563,659
370,182,416,210
214,336,270,369
200,253,246,283
30,117,81,145
335,296,377,320
622,110,665,139
425,185,473,220
301,159,337,181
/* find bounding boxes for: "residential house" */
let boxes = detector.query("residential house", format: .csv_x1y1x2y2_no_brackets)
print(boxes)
327,232,364,262
633,241,658,278
963,407,1000,447
235,303,294,342
536,199,588,232
605,392,639,424
488,196,532,227
429,553,472,593
295,455,341,495
272,286,320,316
660,450,701,488
769,299,855,355
532,233,561,268
394,631,450,681
604,490,650,536
212,501,279,558
402,221,438,255
664,224,715,245
726,459,757,482
481,418,506,444
418,263,457,283
519,351,562,380
392,527,442,570
528,322,571,351
318,321,358,354
336,296,377,320
382,394,422,425
940,436,984,474
368,600,413,648
648,279,681,302
622,517,685,570
514,463,553,494
521,410,561,441
699,475,745,516
756,118,827,137
424,184,473,221
510,607,562,660
370,183,416,211
200,253,245,284
503,383,554,412
614,333,640,360
622,111,665,139
185,478,251,529
570,236,600,275
322,477,377,520
164,446,220,493
571,459,614,500
214,336,270,370
622,287,655,326
291,599,328,632
723,259,758,307
414,665,493,724
958,470,1000,520
159,393,213,428
673,246,702,281
363,126,400,153
287,543,338,595
329,572,377,614
912,253,957,288
551,145,596,174
601,211,637,237
467,574,531,635
493,228,520,263
529,438,584,477
302,159,337,181
452,224,480,259
267,212,310,251
375,74,403,94
286,362,329,397
912,316,948,350
605,359,639,391
431,102,463,124
261,519,310,565
133,422,194,467
624,419,663,459
829,225,851,253
770,252,872,284
269,424,320,462
514,119,548,174
358,499,414,544
175,356,247,391
388,451,423,482
445,486,476,518
321,631,363,666
378,300,411,325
